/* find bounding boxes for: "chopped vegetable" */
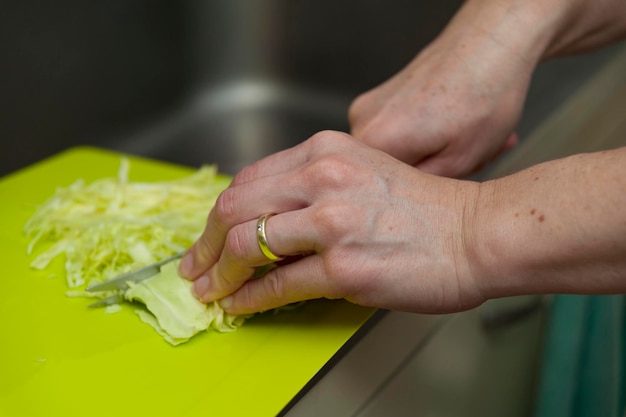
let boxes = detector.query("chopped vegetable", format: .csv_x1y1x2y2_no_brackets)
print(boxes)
125,260,247,345
24,159,228,288
23,159,243,344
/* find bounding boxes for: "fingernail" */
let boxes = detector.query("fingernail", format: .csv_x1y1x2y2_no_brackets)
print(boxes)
179,252,194,278
193,275,210,301
218,296,233,309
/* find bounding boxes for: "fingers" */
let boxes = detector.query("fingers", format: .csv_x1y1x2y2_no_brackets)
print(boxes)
229,145,307,187
416,131,520,177
192,210,315,303
350,101,442,167
179,131,357,282
178,137,319,281
178,131,407,313
178,169,306,281
191,218,265,304
228,130,354,187
217,254,335,315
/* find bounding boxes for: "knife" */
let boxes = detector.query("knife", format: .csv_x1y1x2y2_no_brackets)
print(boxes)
85,251,184,293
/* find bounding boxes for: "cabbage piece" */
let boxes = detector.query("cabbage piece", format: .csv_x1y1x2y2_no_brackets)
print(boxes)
23,159,245,345
125,260,247,345
24,159,229,289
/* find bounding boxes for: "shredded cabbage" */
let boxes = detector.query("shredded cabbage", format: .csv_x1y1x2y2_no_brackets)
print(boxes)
24,159,228,288
24,159,243,344
125,260,247,345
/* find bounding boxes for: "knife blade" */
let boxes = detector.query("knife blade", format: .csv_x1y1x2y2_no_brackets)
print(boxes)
85,251,184,293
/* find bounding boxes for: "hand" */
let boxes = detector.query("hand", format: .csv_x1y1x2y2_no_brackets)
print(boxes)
348,6,538,178
178,131,486,315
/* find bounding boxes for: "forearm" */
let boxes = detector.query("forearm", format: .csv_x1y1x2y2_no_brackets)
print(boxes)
540,0,626,58
438,0,626,64
471,147,626,298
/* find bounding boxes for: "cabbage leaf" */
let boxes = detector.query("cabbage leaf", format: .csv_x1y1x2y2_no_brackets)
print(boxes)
23,159,243,345
125,260,247,345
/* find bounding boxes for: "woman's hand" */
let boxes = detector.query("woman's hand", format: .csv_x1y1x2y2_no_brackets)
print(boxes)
348,39,525,177
178,131,486,315
349,0,626,178
348,1,549,178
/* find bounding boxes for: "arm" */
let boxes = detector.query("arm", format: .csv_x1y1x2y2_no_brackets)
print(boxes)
440,0,626,59
179,132,626,315
348,0,626,177
471,146,626,299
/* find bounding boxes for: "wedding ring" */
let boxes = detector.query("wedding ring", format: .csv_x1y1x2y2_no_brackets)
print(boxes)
256,213,284,262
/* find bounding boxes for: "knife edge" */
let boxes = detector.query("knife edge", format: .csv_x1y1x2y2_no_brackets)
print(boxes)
85,251,184,292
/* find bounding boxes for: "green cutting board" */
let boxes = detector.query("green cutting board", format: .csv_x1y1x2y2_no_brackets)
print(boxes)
0,147,375,417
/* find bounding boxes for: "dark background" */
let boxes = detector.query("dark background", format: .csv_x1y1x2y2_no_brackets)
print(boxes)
0,1,619,177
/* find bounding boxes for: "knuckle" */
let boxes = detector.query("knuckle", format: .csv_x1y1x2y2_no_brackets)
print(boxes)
348,100,396,145
213,187,238,224
231,164,257,186
195,230,216,260
262,269,285,301
233,283,255,309
307,130,352,149
224,224,248,259
313,201,358,239
304,154,356,190
364,116,416,147
215,265,235,287
347,92,369,125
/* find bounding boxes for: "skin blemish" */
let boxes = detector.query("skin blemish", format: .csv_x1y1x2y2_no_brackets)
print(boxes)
514,212,519,217
539,214,545,222
530,209,536,215
534,176,539,181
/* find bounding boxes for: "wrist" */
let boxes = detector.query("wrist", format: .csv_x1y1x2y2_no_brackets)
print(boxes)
442,0,557,64
463,177,528,301
465,150,626,299
447,0,626,61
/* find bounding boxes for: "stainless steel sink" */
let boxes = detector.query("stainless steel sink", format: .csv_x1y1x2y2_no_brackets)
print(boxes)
102,0,622,175
107,0,464,174
2,1,618,177
112,79,354,174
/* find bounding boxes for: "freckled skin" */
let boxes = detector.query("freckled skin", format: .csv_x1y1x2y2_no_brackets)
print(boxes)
182,136,626,315
476,148,626,299
183,0,626,313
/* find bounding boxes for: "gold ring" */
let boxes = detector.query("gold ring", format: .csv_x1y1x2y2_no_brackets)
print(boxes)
256,213,284,262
